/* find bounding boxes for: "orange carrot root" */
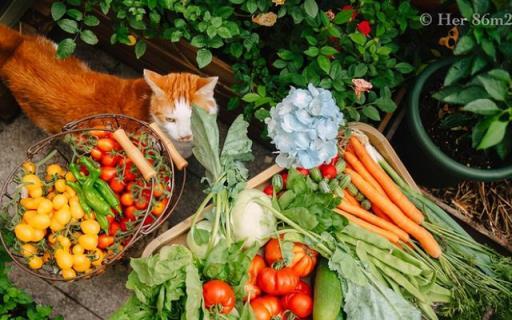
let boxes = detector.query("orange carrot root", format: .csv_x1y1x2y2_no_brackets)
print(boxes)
344,151,387,196
335,209,400,244
343,190,361,207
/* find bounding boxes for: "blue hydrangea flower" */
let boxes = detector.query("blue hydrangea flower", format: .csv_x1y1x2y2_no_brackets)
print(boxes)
266,84,344,169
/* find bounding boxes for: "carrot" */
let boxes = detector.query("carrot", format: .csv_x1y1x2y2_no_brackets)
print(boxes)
335,209,400,244
346,168,442,258
344,151,387,196
373,206,392,222
349,137,424,224
338,201,410,242
343,189,361,207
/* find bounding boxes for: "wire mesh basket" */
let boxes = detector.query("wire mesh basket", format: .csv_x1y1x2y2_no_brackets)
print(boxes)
0,114,186,281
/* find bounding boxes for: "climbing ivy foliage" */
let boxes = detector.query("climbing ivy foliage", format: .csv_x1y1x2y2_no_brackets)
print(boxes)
51,0,420,126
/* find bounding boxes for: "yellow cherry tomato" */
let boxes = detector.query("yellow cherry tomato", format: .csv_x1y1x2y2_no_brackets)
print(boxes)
37,198,53,215
50,219,65,232
46,164,64,179
28,186,43,198
20,244,38,257
70,202,84,220
64,186,76,198
72,244,84,255
28,256,43,270
61,268,76,280
57,235,71,248
28,213,51,230
78,234,98,251
31,228,45,242
22,210,37,224
52,194,68,210
56,251,74,269
14,224,34,242
54,248,67,259
54,206,71,225
46,191,56,201
54,179,67,193
72,254,91,273
20,197,42,210
22,161,36,174
22,174,41,188
91,248,105,267
65,172,76,182
42,251,51,263
80,220,100,235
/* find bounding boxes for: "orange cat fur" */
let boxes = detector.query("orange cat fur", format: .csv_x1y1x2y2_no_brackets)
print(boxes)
0,24,218,142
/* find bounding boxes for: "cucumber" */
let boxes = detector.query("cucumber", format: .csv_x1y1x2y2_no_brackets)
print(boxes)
314,259,343,320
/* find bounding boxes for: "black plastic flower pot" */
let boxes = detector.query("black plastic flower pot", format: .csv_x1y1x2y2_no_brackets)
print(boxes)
405,58,512,187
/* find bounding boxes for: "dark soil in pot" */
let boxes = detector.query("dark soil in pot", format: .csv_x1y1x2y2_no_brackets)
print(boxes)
418,66,509,169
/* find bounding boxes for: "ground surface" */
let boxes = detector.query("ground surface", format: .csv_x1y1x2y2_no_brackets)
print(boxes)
0,43,274,319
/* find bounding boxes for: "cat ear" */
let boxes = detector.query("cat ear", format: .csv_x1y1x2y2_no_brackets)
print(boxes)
196,76,218,98
143,69,165,97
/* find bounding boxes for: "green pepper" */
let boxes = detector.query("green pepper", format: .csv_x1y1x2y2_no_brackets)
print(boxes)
79,157,100,175
82,170,111,219
69,163,86,184
95,179,121,213
66,181,91,213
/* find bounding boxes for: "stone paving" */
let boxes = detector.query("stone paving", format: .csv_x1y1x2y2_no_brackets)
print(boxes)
0,42,274,319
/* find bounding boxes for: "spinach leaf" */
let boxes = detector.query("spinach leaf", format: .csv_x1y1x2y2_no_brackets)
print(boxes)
191,107,222,184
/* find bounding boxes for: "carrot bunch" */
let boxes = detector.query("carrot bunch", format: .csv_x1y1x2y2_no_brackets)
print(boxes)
335,136,442,258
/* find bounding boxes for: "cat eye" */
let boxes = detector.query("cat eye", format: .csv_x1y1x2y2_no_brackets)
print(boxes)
165,117,176,123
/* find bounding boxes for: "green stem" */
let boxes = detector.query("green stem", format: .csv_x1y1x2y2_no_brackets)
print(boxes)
209,192,223,251
35,149,58,168
189,192,214,237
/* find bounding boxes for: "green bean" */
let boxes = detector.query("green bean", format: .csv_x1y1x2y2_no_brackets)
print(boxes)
359,242,423,276
340,224,394,250
418,302,439,320
278,190,296,210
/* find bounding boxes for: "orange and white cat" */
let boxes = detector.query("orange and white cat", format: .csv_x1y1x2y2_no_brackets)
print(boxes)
0,24,218,157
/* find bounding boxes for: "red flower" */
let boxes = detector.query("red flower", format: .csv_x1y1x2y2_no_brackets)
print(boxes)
357,20,371,37
342,5,357,21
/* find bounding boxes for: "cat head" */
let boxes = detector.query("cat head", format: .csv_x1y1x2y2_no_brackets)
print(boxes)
144,70,218,142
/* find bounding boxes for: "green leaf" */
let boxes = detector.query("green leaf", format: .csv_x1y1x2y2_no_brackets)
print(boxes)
334,10,352,24
374,97,397,112
349,32,366,46
496,128,512,159
463,99,500,115
320,46,338,56
454,34,475,55
304,47,319,57
456,0,474,18
272,59,287,68
277,49,294,60
56,38,76,59
66,8,82,20
217,27,231,39
79,29,98,45
221,114,253,165
191,107,221,181
353,63,368,77
196,49,212,68
471,55,487,75
190,35,207,48
254,108,270,121
242,93,260,102
135,40,147,59
434,85,489,104
305,35,317,46
362,106,381,121
317,55,331,74
84,15,100,27
487,69,511,82
481,38,496,60
57,19,79,34
478,119,508,149
303,0,319,18
477,74,508,101
51,2,66,21
472,0,489,14
66,0,80,5
444,57,472,85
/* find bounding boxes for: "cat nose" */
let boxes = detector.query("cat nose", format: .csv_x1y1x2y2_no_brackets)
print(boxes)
178,135,192,142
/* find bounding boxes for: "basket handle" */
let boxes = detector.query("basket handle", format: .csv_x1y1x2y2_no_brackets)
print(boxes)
112,129,156,181
149,122,188,171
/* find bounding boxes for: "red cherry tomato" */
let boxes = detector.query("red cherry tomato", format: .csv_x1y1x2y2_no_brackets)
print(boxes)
109,178,125,194
202,280,235,314
119,217,130,232
251,296,284,320
143,215,154,225
97,138,115,152
101,153,118,167
98,234,114,249
90,129,109,138
281,292,313,318
319,163,337,179
296,167,310,175
100,166,117,181
151,200,166,216
90,148,103,161
280,172,288,189
124,206,137,221
134,197,149,210
120,193,134,207
263,184,273,196
106,215,115,224
152,183,164,198
257,267,299,296
108,222,121,236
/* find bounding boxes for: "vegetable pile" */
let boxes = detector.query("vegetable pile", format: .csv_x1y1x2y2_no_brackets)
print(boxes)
3,127,173,280
113,107,512,320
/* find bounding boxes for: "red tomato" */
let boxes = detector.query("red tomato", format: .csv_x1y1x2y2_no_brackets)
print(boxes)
106,215,115,224
319,164,337,179
120,193,134,207
108,222,121,236
244,255,266,301
251,296,284,320
100,166,117,181
264,239,318,277
330,154,340,166
109,178,125,194
296,167,309,175
101,153,118,167
280,172,288,189
134,197,149,210
294,281,311,295
90,148,103,161
151,200,166,216
152,183,164,198
263,185,273,196
120,159,137,182
96,138,115,152
143,215,154,225
98,235,114,249
257,267,299,296
124,206,137,221
202,280,235,314
119,217,130,232
281,292,313,318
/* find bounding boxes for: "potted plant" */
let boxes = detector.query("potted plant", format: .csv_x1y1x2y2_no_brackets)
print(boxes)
406,0,512,186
